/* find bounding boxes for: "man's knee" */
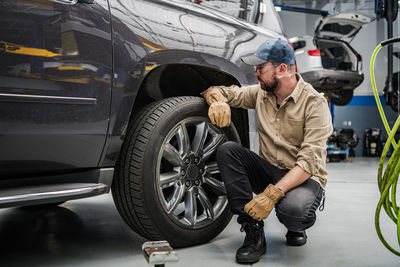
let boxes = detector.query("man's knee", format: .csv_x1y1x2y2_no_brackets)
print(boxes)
275,180,323,231
275,203,316,232
216,141,242,162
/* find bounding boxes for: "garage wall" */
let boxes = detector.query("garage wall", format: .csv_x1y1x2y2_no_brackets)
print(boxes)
276,2,399,156
333,101,398,156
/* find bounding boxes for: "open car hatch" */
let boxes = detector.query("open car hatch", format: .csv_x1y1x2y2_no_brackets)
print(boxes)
315,13,373,39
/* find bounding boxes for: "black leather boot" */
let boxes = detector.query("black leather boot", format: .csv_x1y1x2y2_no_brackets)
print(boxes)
235,221,266,264
286,230,307,246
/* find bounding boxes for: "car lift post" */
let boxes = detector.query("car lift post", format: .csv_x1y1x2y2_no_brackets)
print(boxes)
142,241,179,267
375,0,399,113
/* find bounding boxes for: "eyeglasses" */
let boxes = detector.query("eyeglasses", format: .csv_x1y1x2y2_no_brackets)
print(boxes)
254,64,280,74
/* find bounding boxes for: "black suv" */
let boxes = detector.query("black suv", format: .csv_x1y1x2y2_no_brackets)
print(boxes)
0,0,286,247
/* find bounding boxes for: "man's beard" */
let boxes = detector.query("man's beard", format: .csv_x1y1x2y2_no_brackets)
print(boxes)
259,76,279,93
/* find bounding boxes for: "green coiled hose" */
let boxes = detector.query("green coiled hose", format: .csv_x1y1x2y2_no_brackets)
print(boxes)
370,37,400,256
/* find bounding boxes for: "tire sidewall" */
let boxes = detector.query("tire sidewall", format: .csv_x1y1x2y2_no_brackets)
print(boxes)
330,90,353,106
140,98,237,247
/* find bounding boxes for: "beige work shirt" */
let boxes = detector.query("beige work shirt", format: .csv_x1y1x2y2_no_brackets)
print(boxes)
217,73,333,188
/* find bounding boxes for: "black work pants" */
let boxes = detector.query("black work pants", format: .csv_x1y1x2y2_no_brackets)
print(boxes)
216,141,324,232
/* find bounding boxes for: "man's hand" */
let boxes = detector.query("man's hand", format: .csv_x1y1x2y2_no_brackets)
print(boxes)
244,184,284,221
208,92,231,128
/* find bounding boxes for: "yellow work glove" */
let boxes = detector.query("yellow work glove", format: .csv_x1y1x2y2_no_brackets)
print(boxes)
208,92,231,128
244,184,285,221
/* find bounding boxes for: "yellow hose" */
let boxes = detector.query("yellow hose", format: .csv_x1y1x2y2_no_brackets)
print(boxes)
370,43,400,256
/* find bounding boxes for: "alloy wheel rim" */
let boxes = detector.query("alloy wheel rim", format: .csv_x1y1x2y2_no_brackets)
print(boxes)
156,116,229,229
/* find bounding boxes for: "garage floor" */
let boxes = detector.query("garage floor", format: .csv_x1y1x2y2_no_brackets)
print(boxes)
0,157,398,267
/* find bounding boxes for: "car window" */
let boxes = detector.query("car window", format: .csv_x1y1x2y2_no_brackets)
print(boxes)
320,23,355,36
292,40,306,51
186,0,258,22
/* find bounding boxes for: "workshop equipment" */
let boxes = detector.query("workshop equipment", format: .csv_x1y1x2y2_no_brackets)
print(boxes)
327,128,359,162
370,36,400,256
142,241,178,267
364,128,382,156
340,128,360,158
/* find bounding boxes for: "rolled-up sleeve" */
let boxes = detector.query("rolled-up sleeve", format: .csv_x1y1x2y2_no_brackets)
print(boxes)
202,85,260,109
296,98,333,175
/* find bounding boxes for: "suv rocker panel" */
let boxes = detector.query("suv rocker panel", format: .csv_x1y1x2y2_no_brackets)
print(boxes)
0,168,114,208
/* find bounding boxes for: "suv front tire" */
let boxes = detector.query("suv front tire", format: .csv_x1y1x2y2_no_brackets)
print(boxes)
112,96,240,247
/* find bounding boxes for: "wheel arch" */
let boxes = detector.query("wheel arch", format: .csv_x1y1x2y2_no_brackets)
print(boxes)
101,51,252,167
134,62,249,146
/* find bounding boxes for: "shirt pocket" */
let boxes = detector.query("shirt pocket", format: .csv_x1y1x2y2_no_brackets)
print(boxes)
282,118,304,146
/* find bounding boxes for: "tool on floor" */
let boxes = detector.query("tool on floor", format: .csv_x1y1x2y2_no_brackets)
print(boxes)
370,36,400,256
142,241,178,267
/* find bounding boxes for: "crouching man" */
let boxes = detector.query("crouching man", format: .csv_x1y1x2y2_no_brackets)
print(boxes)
202,38,333,264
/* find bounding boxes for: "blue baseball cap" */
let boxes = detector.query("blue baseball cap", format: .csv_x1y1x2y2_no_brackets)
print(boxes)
241,38,295,65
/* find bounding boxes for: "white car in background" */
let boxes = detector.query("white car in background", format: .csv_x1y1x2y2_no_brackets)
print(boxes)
290,13,372,105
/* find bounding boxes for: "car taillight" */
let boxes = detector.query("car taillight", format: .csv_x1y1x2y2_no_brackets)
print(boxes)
307,49,321,56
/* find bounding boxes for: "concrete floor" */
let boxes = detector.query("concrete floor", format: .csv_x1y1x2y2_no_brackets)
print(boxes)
0,157,399,267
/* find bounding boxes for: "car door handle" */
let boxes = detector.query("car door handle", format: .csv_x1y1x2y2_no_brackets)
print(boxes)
52,0,78,4
51,0,94,5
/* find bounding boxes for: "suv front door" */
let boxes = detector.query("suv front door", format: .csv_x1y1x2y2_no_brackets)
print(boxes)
0,0,112,177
